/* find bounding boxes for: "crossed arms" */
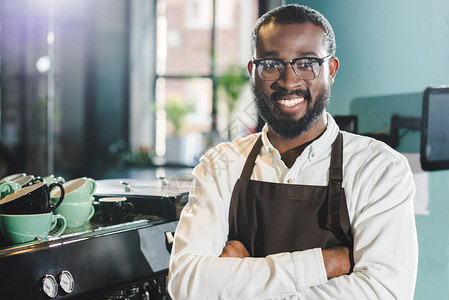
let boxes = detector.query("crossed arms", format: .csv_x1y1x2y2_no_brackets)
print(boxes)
221,240,352,280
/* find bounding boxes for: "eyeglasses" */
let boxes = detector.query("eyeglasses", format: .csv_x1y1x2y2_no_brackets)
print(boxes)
252,55,332,81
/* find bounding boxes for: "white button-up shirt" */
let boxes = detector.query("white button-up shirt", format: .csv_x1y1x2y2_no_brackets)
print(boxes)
168,113,418,299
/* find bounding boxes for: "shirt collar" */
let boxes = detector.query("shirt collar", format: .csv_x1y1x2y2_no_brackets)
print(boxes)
261,112,340,159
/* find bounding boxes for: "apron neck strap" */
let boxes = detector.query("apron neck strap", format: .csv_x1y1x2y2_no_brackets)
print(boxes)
326,131,353,247
329,132,343,183
240,136,263,179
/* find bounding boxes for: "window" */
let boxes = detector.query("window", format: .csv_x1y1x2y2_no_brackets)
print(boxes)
153,0,258,166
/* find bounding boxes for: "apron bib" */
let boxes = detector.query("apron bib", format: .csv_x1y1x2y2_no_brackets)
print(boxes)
228,132,353,257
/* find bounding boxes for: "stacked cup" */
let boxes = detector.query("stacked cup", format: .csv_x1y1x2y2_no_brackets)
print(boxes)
43,174,66,185
52,177,96,228
0,181,67,244
0,181,22,199
0,173,67,200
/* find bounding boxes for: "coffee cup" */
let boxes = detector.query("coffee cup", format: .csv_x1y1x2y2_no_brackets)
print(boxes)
0,173,26,183
12,175,44,187
0,182,65,214
97,197,134,225
0,212,66,244
54,200,95,228
43,175,66,185
52,177,96,204
0,181,22,199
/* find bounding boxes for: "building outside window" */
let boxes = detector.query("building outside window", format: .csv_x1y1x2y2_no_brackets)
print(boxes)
152,0,259,166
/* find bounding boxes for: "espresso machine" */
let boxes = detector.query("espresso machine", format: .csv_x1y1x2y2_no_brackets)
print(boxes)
0,178,190,299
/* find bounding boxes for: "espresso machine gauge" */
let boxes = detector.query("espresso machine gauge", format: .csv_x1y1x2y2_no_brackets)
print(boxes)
59,270,75,294
42,275,58,298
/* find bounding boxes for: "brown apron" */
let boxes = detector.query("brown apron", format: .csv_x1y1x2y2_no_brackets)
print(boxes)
228,132,353,257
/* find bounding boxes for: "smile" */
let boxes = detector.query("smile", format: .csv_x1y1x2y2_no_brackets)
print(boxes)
277,97,305,107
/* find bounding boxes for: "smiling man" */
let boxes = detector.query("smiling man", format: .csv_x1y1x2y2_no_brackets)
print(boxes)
168,4,418,299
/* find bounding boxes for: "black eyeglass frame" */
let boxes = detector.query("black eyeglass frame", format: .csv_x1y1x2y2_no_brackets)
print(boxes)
251,55,333,81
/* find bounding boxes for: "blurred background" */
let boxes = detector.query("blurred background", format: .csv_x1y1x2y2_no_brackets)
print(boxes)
0,0,448,298
0,0,262,180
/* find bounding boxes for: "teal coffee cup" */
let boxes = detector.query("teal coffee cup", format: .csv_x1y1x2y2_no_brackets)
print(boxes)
0,181,21,199
54,200,95,228
43,175,66,185
52,177,96,204
0,212,66,244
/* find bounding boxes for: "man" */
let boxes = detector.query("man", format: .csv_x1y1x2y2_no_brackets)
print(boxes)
168,4,418,299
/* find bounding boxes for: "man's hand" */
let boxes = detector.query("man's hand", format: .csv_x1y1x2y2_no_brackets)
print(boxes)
220,240,250,258
322,246,353,279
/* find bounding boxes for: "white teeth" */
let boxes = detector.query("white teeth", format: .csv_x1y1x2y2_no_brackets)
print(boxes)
277,98,304,107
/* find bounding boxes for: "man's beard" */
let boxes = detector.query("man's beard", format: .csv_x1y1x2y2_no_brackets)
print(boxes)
252,83,330,139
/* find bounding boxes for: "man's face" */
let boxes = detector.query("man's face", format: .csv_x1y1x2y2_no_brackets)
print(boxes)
249,22,338,139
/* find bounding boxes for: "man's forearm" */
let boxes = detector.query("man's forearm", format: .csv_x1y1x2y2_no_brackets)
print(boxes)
322,246,352,279
220,240,352,280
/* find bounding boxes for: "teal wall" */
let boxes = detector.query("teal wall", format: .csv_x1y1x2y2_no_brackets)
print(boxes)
288,1,449,298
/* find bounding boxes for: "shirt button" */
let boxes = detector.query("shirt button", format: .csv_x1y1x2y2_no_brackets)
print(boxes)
271,150,276,156
287,178,293,184
311,152,315,157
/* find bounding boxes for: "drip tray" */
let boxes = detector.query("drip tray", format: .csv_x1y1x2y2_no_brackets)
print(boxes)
54,213,163,237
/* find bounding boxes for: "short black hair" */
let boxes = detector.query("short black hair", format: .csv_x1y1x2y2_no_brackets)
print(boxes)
250,4,336,57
